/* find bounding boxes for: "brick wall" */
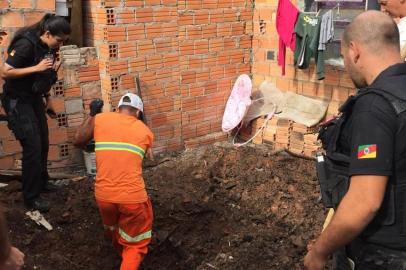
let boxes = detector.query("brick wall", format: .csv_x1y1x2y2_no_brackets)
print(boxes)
0,4,103,171
0,0,361,168
0,44,103,171
0,1,55,170
0,0,254,170
248,0,357,157
83,0,254,152
46,45,102,170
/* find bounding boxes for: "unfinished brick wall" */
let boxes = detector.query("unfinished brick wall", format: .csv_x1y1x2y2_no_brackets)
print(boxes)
83,0,254,152
46,45,102,170
0,1,255,171
0,4,103,171
0,44,103,171
248,0,356,156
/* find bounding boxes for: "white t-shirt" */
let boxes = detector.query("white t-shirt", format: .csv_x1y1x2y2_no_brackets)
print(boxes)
398,17,406,49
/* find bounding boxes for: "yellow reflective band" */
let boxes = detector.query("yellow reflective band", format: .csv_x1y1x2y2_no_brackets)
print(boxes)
95,142,145,158
96,142,145,153
118,229,152,243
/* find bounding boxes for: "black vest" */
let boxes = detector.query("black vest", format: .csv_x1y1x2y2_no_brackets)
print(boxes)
318,87,406,248
3,31,55,100
7,30,47,67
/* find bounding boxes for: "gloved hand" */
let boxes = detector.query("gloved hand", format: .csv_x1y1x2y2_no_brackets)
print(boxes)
89,99,104,116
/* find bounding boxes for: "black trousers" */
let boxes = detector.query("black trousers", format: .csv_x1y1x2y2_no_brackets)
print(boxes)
4,96,49,203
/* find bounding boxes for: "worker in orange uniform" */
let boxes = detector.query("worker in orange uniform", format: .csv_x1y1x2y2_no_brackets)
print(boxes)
73,93,154,270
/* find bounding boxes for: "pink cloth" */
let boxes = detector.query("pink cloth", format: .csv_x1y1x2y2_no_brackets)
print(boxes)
222,74,252,133
276,0,299,75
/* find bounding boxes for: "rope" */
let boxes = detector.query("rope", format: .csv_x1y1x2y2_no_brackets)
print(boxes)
232,102,276,147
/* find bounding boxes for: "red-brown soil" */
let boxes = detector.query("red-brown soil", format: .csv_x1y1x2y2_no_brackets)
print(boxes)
0,143,327,270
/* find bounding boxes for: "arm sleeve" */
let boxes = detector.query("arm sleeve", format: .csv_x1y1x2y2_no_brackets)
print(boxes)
5,39,34,68
348,103,396,176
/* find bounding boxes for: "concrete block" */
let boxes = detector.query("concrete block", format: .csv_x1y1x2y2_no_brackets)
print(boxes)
81,82,102,100
65,99,83,114
61,49,81,55
62,54,81,60
63,59,86,66
80,47,97,57
60,45,78,51
63,68,79,86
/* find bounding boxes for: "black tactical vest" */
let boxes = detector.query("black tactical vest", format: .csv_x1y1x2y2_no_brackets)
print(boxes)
317,88,406,247
7,30,46,66
3,30,56,100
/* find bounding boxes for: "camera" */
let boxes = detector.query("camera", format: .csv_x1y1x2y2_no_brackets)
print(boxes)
44,52,54,62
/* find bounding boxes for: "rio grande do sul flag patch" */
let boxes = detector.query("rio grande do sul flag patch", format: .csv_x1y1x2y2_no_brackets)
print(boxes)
358,144,377,159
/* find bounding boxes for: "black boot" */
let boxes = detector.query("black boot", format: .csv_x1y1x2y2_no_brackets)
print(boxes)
42,181,60,193
25,197,50,212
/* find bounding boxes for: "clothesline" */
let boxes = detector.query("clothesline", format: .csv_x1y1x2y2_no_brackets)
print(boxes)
276,0,336,81
304,3,340,18
303,3,338,14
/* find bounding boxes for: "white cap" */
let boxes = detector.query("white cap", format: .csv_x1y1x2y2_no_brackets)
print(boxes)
118,93,143,112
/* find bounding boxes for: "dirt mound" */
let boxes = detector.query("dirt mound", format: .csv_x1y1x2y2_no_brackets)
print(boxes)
0,143,327,270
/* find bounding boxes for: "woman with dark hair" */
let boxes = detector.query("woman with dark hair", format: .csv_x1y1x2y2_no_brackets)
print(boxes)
0,14,71,212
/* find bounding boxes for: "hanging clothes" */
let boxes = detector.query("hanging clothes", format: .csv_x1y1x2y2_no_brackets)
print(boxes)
318,10,334,51
294,13,325,80
276,0,299,76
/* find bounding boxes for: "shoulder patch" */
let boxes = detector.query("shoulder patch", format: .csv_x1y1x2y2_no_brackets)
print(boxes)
358,144,377,159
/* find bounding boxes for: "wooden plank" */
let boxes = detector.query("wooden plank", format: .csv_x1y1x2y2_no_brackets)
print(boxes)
68,0,83,47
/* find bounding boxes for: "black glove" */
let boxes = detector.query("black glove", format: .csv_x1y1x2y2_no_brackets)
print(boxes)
90,99,104,116
32,69,58,95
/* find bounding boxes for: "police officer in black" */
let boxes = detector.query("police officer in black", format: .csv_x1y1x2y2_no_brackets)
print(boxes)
0,14,70,212
304,11,406,270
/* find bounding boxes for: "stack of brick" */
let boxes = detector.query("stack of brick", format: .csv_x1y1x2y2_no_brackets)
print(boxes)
304,133,320,157
274,118,290,150
289,123,306,155
248,0,356,157
247,115,322,157
262,117,277,143
82,0,254,152
291,123,320,155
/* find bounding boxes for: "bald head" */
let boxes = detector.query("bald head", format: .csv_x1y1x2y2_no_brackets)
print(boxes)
343,11,399,54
